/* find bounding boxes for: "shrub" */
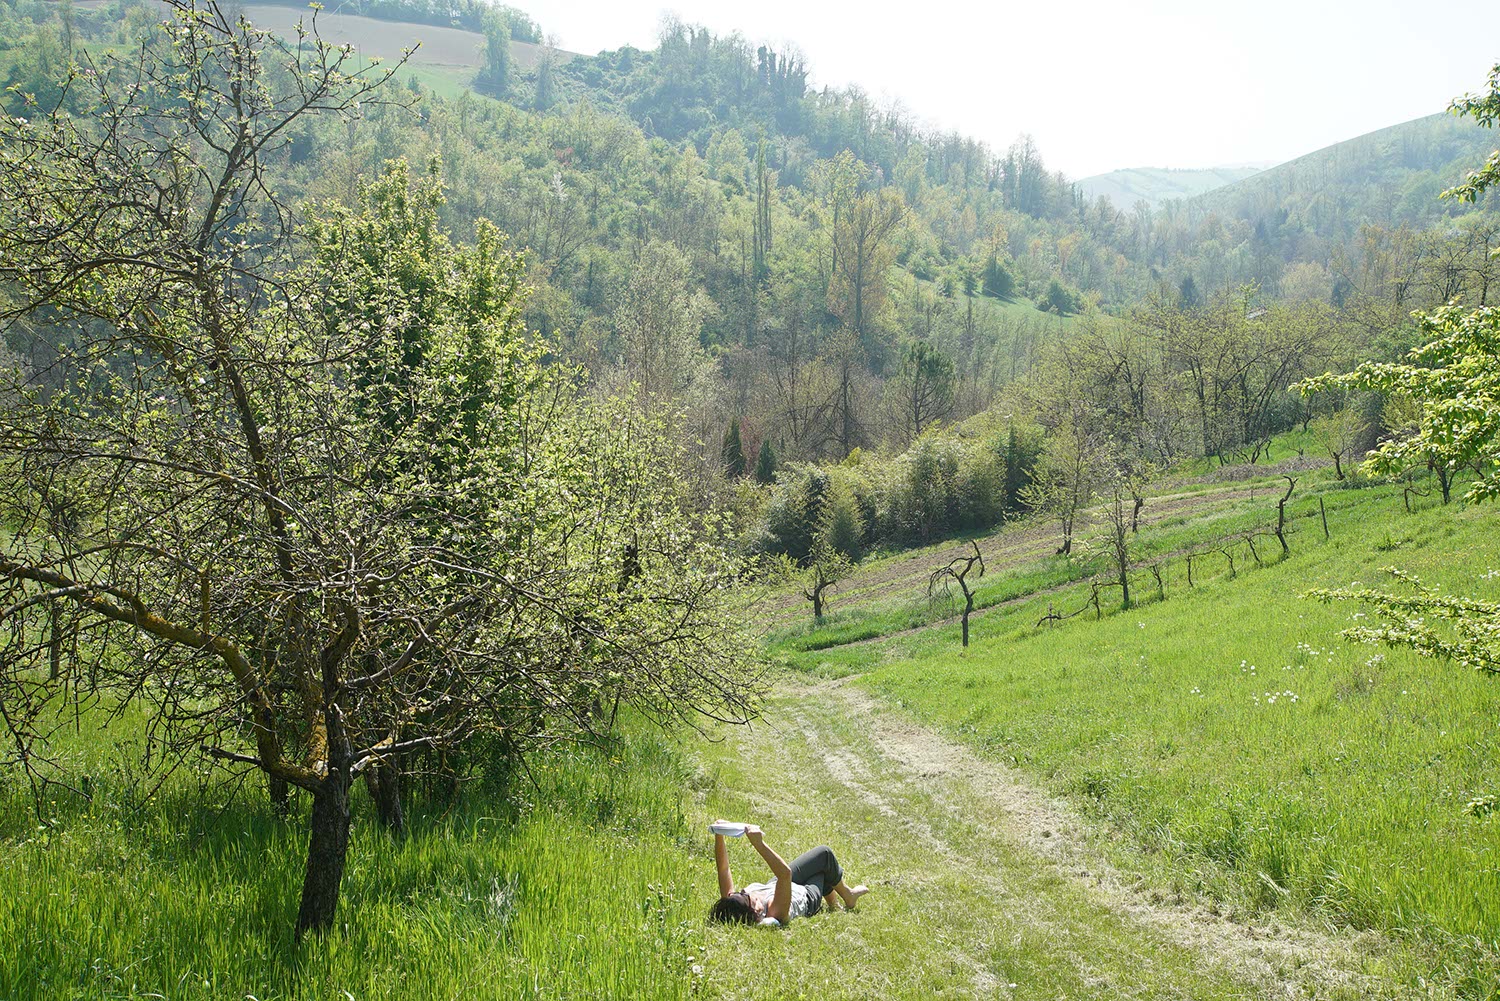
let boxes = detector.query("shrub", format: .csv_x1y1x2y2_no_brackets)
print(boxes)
818,478,866,561
879,433,963,542
758,464,830,562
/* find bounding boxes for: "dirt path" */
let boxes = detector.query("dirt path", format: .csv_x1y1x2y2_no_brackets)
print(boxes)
698,676,1424,1001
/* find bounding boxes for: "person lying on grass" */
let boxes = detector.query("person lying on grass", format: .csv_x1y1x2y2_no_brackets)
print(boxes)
708,820,869,927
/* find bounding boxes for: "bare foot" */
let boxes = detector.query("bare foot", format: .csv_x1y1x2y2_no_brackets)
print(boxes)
840,884,870,909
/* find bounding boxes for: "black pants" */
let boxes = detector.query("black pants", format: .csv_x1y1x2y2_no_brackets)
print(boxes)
788,845,843,914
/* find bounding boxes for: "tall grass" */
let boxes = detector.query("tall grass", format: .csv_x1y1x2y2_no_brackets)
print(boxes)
0,716,702,1000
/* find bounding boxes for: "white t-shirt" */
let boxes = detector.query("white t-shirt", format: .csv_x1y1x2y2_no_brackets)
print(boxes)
743,879,819,925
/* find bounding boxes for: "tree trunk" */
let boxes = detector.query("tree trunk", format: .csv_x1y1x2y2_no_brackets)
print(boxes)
365,761,406,836
839,368,853,458
259,704,291,816
296,771,352,939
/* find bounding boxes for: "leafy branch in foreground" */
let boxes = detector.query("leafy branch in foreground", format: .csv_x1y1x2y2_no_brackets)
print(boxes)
1297,303,1500,503
1306,568,1500,674
1298,79,1500,692
1443,61,1500,203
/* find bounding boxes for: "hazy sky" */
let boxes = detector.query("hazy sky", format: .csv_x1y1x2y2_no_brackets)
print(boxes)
510,0,1498,179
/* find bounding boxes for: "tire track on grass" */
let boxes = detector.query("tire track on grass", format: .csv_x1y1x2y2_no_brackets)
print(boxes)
770,676,1418,1000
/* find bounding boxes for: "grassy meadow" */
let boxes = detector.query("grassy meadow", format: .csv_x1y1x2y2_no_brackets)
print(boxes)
763,468,1500,991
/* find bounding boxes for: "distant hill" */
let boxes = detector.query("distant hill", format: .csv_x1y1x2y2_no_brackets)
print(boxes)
234,4,574,73
1075,166,1263,210
1186,112,1499,237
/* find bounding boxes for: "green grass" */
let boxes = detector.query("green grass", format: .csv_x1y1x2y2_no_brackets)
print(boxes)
767,469,1389,663
0,713,704,1000
832,498,1500,977
403,64,483,100
7,450,1498,997
689,683,1422,1000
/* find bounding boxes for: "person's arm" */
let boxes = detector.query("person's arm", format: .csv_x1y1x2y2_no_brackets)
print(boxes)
744,825,792,923
713,821,734,898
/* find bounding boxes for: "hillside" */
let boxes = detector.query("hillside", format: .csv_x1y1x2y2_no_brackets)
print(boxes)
742,448,1500,995
8,446,1496,998
1076,165,1263,210
5,2,1500,999
235,5,573,73
1188,112,1500,235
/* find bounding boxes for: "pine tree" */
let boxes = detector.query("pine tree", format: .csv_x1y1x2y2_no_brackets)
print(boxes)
754,439,777,483
1179,274,1200,308
1003,424,1040,513
721,418,747,478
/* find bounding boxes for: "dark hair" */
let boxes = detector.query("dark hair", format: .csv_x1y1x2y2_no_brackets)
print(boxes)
709,892,756,925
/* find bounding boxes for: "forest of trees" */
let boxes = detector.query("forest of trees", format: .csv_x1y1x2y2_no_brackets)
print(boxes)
3,0,1496,560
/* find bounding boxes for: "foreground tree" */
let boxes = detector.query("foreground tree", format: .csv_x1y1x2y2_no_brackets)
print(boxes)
0,0,756,939
1444,62,1500,204
1300,303,1499,502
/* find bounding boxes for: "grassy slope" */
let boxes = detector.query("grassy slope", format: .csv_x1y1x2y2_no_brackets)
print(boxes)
689,686,1370,1001
760,464,1500,991
6,457,1498,998
229,4,581,102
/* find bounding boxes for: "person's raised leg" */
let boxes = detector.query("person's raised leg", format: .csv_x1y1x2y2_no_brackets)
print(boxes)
788,845,839,892
789,846,869,910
